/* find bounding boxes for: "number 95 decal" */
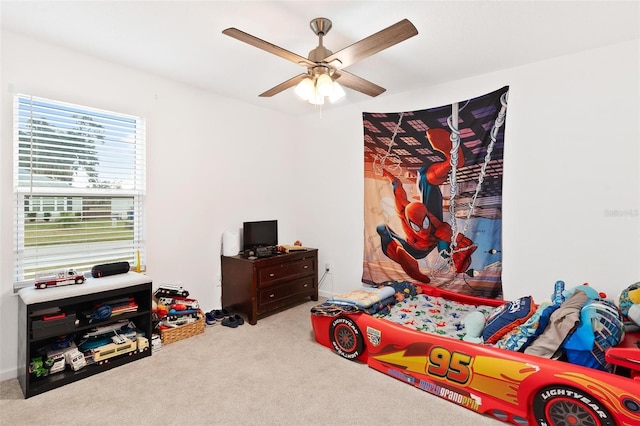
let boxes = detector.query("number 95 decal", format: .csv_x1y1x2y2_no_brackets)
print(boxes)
427,346,473,385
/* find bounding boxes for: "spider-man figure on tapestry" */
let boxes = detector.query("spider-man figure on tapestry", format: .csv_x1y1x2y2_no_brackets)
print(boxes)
376,127,476,283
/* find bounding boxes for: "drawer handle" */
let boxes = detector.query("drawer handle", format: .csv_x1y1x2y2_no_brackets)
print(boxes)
269,273,275,277
269,293,275,298
303,265,308,269
303,284,308,288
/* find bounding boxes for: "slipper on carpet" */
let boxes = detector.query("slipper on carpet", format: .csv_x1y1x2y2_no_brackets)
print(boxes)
221,315,239,328
233,314,244,326
221,314,245,328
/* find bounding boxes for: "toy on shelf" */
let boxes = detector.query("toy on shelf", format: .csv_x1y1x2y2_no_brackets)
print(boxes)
78,319,148,366
34,268,84,289
89,336,148,366
65,349,87,371
29,357,51,378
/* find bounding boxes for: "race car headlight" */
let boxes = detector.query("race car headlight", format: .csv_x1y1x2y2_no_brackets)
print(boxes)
623,398,640,413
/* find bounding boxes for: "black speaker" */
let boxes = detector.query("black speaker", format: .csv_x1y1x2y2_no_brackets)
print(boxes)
91,261,130,278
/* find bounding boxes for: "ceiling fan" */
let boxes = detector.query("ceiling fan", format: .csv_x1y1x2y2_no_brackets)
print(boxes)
222,17,418,104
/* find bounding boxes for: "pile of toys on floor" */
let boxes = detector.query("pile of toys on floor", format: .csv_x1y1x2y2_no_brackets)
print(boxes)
204,308,245,328
152,284,202,347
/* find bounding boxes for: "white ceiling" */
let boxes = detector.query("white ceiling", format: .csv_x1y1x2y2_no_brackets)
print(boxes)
2,1,638,116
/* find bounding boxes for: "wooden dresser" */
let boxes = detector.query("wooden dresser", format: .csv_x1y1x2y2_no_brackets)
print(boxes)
221,249,318,325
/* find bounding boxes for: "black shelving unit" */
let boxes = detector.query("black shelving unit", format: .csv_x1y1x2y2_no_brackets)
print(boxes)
17,273,152,398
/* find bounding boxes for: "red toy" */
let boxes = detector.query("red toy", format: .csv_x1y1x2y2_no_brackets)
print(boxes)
34,268,85,289
311,283,640,425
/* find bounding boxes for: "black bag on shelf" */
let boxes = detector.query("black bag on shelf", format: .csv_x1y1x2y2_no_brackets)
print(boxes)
91,262,130,278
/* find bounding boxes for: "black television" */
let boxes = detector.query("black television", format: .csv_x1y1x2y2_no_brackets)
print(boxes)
243,220,278,250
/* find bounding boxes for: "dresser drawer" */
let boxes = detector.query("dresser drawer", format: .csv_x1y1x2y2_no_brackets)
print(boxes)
258,257,314,287
258,276,315,309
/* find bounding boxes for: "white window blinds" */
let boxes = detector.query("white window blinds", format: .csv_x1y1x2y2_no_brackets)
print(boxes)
13,94,146,288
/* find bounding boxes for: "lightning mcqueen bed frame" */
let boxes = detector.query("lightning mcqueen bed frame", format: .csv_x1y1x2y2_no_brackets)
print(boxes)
311,284,640,426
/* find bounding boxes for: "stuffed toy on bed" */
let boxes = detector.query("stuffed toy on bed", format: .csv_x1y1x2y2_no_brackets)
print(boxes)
382,280,422,302
617,282,640,327
462,311,486,343
561,282,605,302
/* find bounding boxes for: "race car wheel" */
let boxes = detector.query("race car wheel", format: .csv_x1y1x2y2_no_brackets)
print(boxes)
532,385,615,426
329,316,364,361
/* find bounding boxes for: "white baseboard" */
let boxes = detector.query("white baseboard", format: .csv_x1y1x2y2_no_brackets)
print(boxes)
318,289,335,300
0,367,18,382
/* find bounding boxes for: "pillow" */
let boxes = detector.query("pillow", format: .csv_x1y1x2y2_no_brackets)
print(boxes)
482,296,536,344
496,302,557,351
329,286,397,308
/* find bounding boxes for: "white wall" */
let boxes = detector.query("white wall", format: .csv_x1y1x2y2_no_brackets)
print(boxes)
2,30,638,382
0,31,304,380
300,40,640,304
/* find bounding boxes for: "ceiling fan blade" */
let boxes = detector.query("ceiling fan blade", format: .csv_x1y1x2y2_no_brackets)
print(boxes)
324,19,418,69
259,74,308,97
222,28,316,67
334,70,386,97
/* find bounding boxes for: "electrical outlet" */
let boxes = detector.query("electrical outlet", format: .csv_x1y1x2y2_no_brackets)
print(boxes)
325,263,331,273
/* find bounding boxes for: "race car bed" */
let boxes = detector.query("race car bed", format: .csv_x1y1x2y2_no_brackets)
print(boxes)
310,282,640,426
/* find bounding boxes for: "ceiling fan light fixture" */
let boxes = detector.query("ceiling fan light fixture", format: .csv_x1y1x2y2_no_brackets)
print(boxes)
294,77,315,100
308,89,325,105
329,81,346,103
316,73,334,97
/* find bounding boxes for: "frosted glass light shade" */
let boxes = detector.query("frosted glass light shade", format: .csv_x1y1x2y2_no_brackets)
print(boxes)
295,77,315,100
329,82,346,103
308,89,325,105
316,74,334,97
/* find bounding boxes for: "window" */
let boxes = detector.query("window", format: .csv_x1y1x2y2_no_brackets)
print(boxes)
13,94,146,289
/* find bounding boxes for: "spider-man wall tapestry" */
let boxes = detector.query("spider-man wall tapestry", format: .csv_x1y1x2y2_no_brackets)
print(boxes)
362,86,509,299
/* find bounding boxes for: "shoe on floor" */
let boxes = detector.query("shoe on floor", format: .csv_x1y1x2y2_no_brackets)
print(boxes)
213,308,230,320
221,316,238,328
205,311,217,325
233,314,244,326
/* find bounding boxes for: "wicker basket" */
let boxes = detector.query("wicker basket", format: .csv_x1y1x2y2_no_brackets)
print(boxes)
159,314,205,344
